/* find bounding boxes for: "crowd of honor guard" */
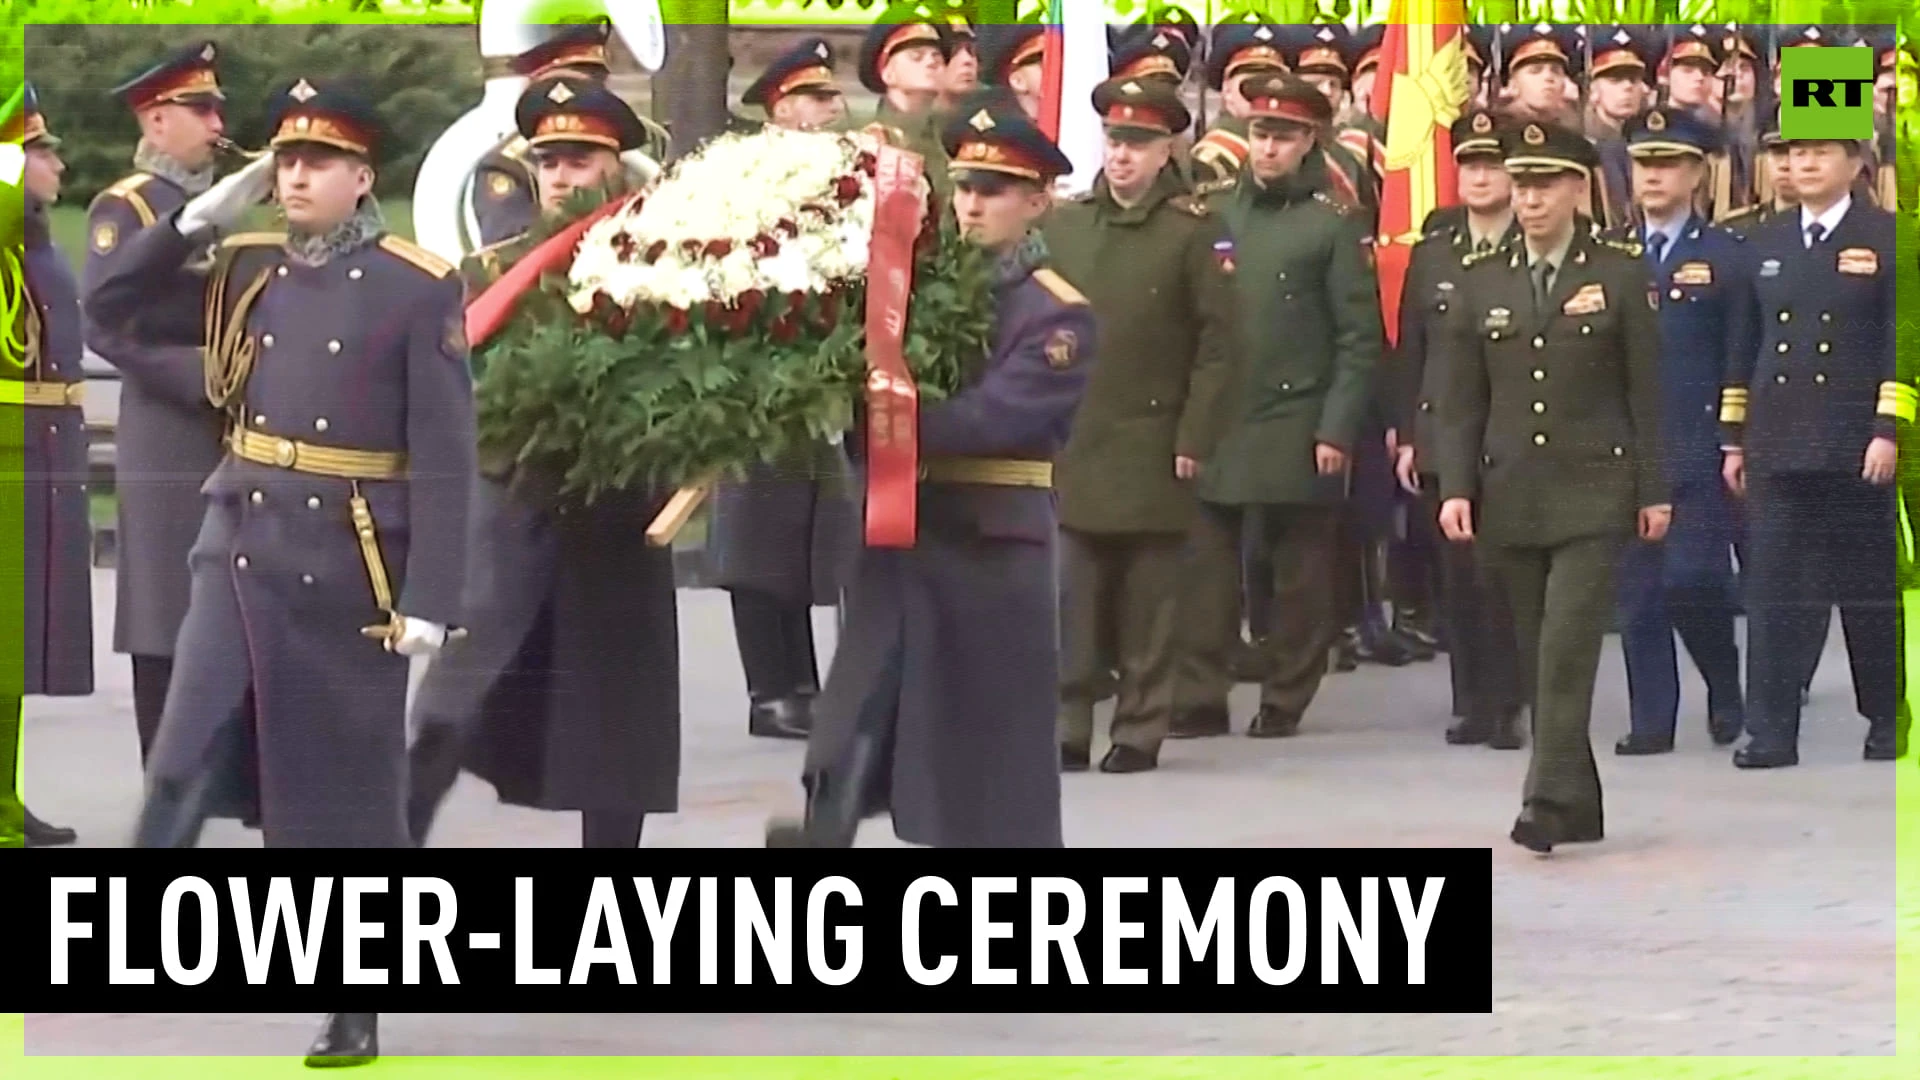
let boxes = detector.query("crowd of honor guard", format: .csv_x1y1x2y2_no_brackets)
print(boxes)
4,3,1915,1058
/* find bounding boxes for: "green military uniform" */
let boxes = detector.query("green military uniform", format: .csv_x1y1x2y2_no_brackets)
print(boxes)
1434,122,1665,853
1042,78,1241,770
870,97,952,201
859,8,959,201
1177,76,1384,739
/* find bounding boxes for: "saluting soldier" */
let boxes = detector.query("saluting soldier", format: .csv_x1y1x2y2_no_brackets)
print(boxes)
975,21,1047,122
1584,25,1655,231
472,20,618,247
85,79,476,1066
1611,106,1745,756
1720,131,1906,768
1435,121,1668,854
1175,75,1384,740
861,4,959,201
1392,107,1525,750
3,87,86,848
706,38,858,741
83,41,233,766
407,77,682,846
767,103,1095,848
1044,76,1240,773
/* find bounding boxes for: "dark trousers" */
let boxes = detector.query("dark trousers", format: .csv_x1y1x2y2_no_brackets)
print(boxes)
1058,529,1184,752
131,654,172,766
132,693,257,849
1242,512,1275,641
1745,472,1900,750
729,589,821,702
1420,484,1522,722
1179,502,1343,716
1483,533,1624,840
1617,540,1744,740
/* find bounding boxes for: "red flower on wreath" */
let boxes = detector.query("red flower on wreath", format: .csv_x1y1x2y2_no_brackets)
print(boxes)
703,239,735,259
833,175,863,206
748,233,781,259
643,240,667,264
664,306,688,334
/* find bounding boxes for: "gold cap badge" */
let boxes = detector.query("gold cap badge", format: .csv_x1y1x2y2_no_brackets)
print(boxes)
1523,123,1545,145
548,81,576,103
289,78,317,102
1472,112,1492,133
1647,109,1666,131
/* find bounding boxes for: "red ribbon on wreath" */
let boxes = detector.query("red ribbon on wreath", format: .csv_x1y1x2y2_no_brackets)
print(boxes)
862,145,924,549
465,194,634,350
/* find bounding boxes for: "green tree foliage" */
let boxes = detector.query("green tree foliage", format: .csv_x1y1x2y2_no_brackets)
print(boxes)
25,21,482,204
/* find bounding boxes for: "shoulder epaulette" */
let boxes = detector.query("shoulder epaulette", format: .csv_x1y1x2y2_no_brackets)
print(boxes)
219,231,287,250
94,173,158,227
1031,267,1088,306
1460,244,1506,269
378,235,456,279
1191,177,1236,197
1311,189,1357,216
861,122,907,146
1596,235,1644,258
1167,194,1208,217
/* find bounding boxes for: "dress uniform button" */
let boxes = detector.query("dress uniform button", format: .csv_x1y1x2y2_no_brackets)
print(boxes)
48,423,57,434
235,555,249,569
301,574,315,585
348,268,363,280
1814,373,1827,384
308,495,322,509
1532,336,1545,348
327,340,342,354
1818,342,1830,354
1820,312,1831,323
250,490,264,505
1531,369,1545,381
1775,374,1788,384
276,266,288,277
1612,446,1624,456
1280,382,1291,391
1437,303,1448,313
1490,332,1502,340
314,418,330,433
1532,401,1546,414
1419,401,1431,412
1778,311,1791,322
1776,342,1789,353
1580,325,1592,335
1533,433,1547,446
262,334,275,347
253,414,267,426
1670,288,1683,301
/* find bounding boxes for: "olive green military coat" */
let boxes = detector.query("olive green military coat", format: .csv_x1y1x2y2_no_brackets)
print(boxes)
1434,229,1667,547
1043,168,1242,533
1196,154,1385,507
871,99,951,201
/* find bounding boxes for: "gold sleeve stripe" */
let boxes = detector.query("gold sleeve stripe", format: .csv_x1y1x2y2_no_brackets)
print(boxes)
1876,381,1917,422
1719,402,1748,425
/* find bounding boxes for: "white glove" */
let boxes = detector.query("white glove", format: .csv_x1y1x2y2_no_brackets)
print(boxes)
176,153,275,236
620,149,661,188
392,616,449,658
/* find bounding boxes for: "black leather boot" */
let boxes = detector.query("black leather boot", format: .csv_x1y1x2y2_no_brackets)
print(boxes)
304,1012,378,1067
23,807,76,847
749,697,812,740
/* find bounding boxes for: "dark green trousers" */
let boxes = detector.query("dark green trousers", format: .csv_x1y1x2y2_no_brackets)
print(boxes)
1175,502,1342,717
1058,529,1184,753
1481,532,1625,839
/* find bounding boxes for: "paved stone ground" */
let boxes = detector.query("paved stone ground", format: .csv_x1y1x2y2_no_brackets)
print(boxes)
20,569,1899,1056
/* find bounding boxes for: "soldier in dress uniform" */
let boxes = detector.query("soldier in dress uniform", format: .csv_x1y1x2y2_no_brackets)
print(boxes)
862,3,959,201
1392,107,1526,750
1717,112,1795,235
1584,25,1655,231
472,20,617,247
3,87,87,848
1496,23,1583,129
1347,23,1387,120
1435,120,1668,854
85,79,476,1066
975,21,1047,121
1655,24,1744,220
1174,75,1385,740
706,39,858,741
1189,21,1290,187
406,77,682,845
1280,22,1384,194
766,102,1095,848
83,41,232,767
937,2,980,111
1610,106,1745,756
1720,131,1907,768
1108,21,1193,85
1043,76,1240,774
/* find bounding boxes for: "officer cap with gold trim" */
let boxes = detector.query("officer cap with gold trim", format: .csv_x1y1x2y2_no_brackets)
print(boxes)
860,3,959,94
976,22,1047,88
1625,104,1719,160
9,84,59,149
1588,25,1656,80
1239,73,1335,130
1464,25,1495,75
515,76,649,154
940,101,1072,186
111,40,225,113
1861,27,1899,74
1757,107,1784,150
1277,23,1353,82
1774,24,1838,56
1091,76,1192,139
1502,119,1598,179
743,37,842,109
1450,107,1505,162
1348,22,1387,80
1662,23,1725,72
1206,22,1289,91
1721,27,1765,72
265,78,384,161
1499,22,1581,80
1108,23,1193,83
510,21,613,80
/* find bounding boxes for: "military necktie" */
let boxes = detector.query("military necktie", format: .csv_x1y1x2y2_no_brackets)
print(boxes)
1531,259,1555,314
1646,230,1668,266
1804,221,1825,249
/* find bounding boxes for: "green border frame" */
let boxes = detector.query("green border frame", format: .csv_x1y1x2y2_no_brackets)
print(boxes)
6,0,1915,1074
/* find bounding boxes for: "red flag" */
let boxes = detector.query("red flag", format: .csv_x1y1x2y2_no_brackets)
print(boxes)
1037,4,1065,141
1369,2,1471,347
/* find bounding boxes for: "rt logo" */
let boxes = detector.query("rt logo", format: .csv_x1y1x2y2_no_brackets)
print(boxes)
1779,46,1875,140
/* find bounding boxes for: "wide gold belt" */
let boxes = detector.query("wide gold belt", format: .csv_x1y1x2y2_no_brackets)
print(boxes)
919,456,1053,488
1,381,86,407
227,427,406,480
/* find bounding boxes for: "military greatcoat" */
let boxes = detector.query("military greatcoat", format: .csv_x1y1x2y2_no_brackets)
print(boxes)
85,214,476,847
82,169,229,659
8,196,94,699
473,137,539,249
801,241,1095,848
409,233,682,818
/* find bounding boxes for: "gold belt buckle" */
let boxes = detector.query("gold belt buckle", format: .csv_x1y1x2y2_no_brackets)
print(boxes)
273,438,297,468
